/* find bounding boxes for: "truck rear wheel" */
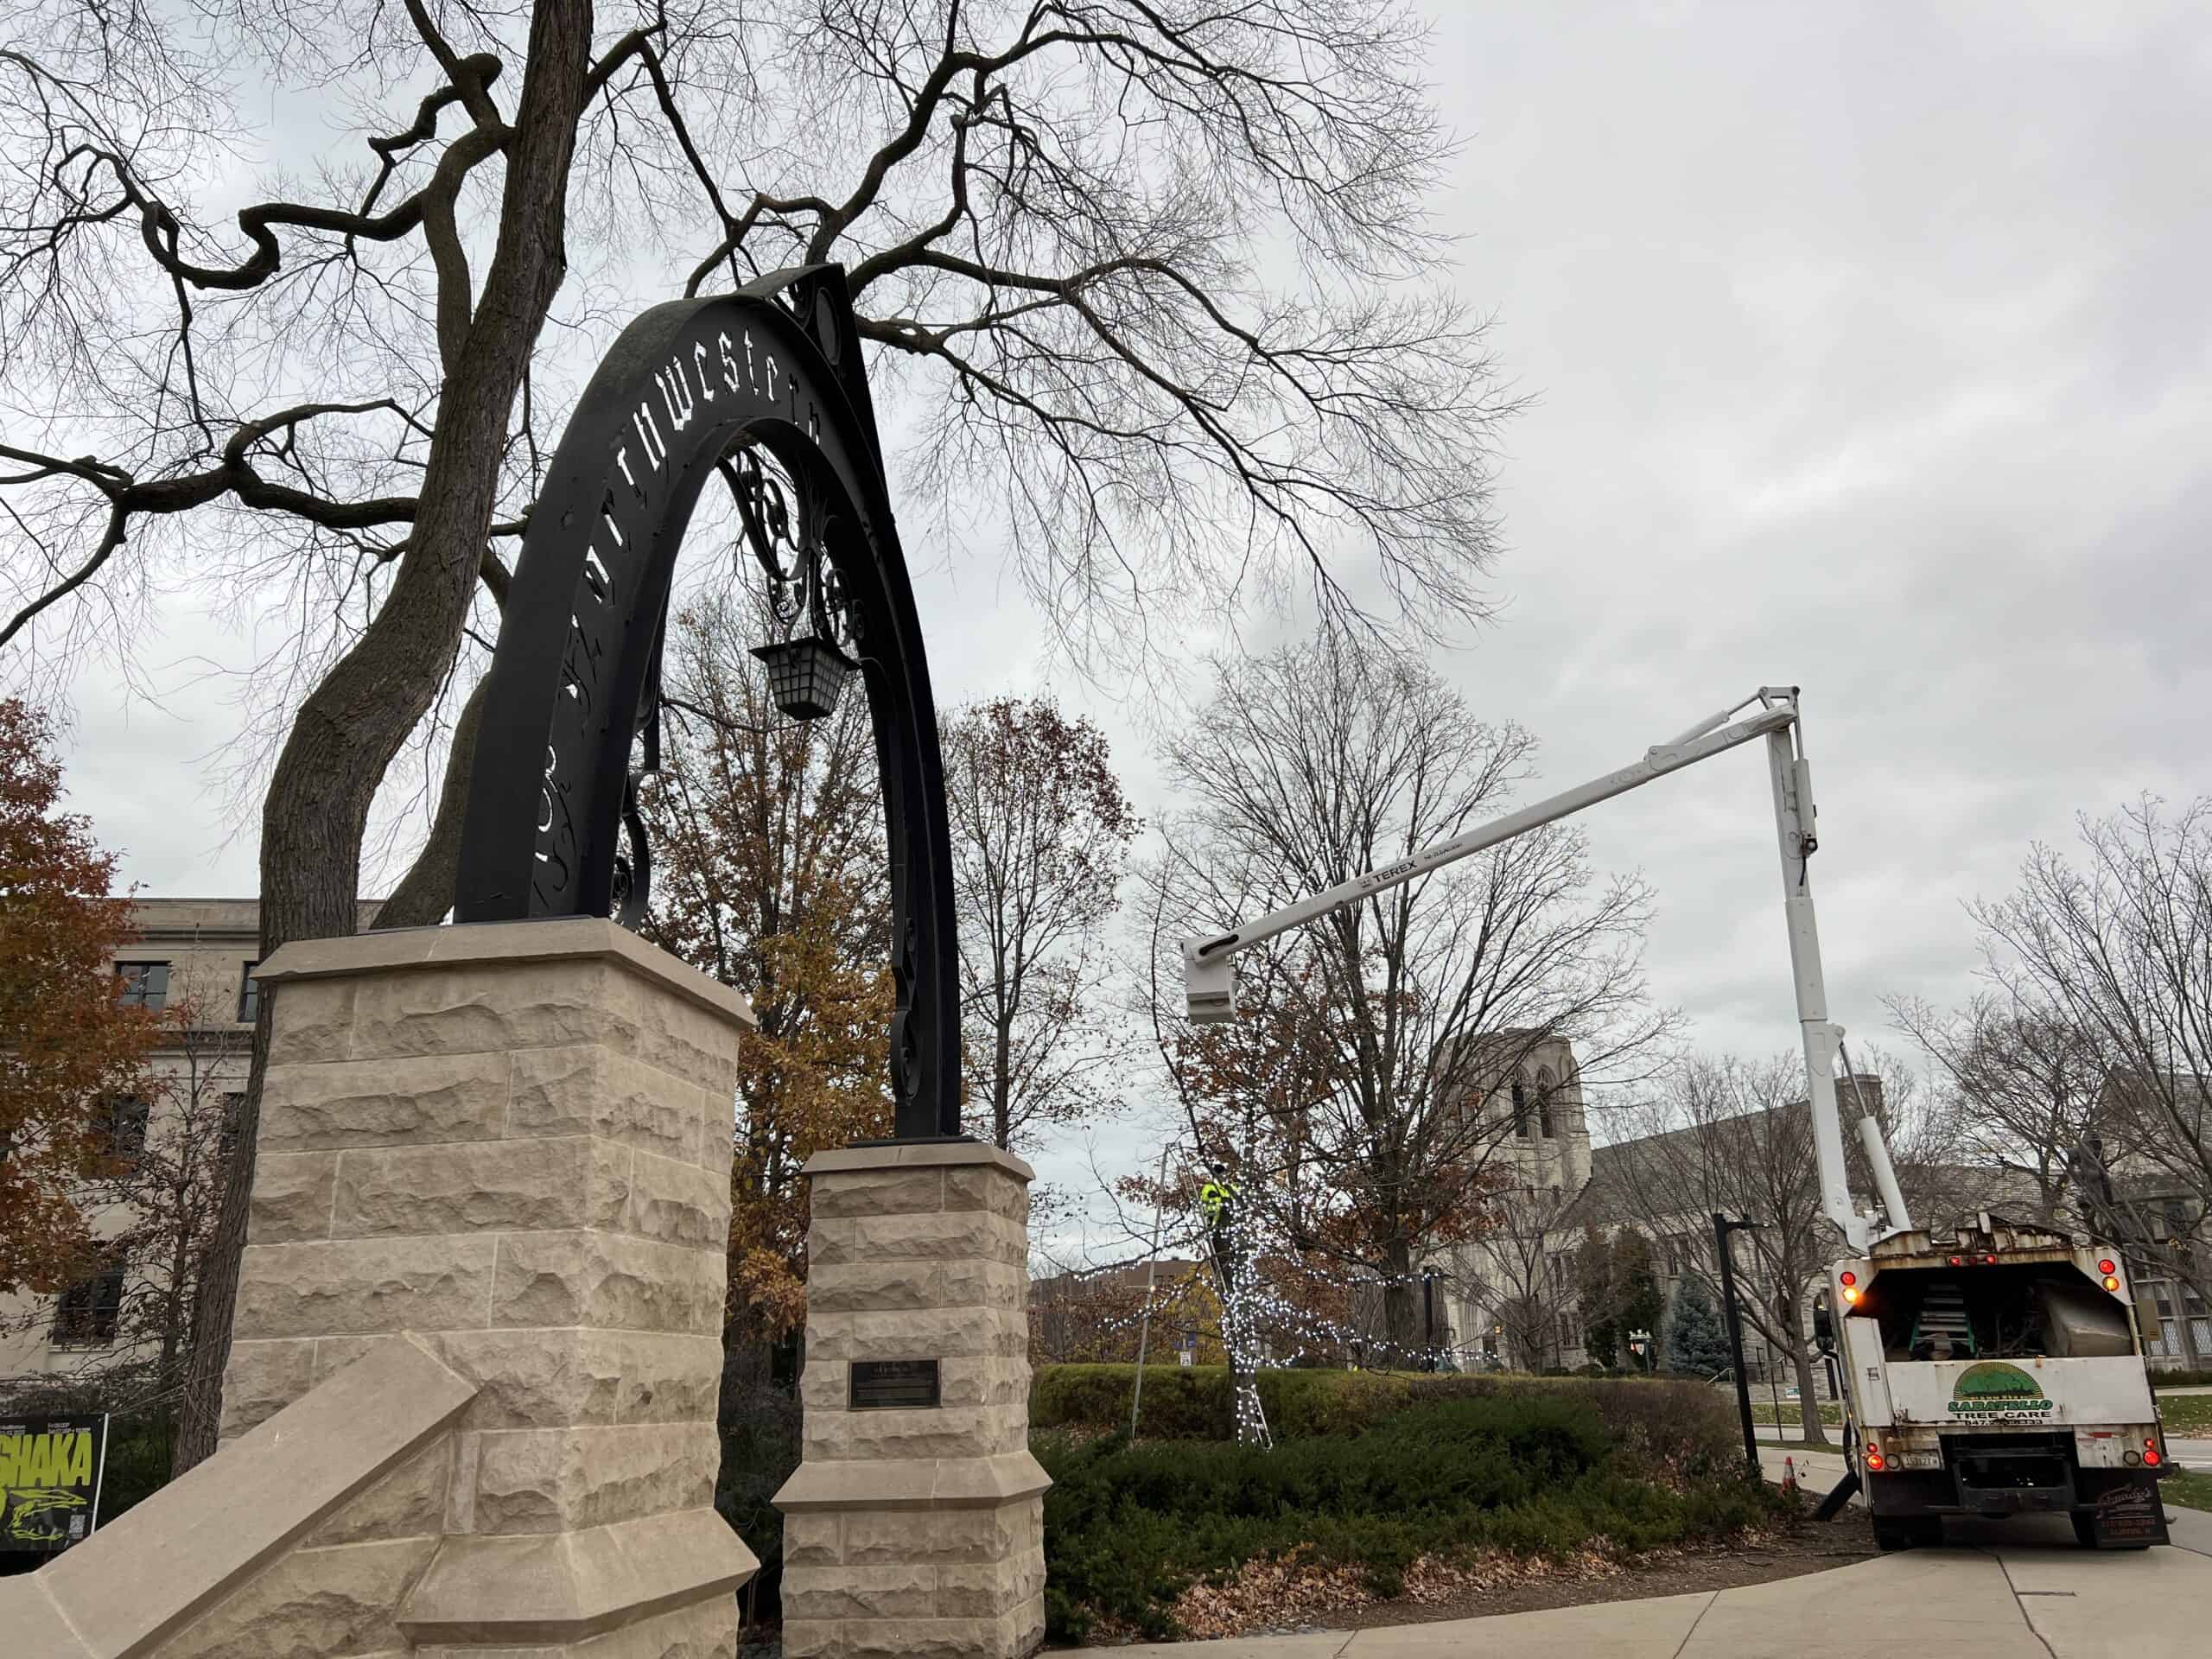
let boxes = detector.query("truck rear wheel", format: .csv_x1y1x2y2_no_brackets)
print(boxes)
1872,1515,1931,1551
1873,1515,1943,1551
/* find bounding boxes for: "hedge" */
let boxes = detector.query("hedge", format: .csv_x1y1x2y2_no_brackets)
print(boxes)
1034,1364,1740,1471
1037,1390,1774,1641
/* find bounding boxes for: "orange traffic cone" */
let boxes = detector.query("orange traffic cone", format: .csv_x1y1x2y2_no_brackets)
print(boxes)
1783,1455,1799,1497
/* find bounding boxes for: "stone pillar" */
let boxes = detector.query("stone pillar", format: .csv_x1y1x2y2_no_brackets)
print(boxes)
220,918,760,1655
775,1142,1048,1659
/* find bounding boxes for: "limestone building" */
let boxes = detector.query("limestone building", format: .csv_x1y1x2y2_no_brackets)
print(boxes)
0,898,370,1386
1424,1033,1595,1371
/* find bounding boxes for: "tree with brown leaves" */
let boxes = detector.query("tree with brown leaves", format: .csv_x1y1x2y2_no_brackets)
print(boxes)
944,696,1139,1154
0,698,162,1298
640,598,893,1345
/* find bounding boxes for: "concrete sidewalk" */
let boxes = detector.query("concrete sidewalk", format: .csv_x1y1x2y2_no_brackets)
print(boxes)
1085,1456,2212,1657
1093,1554,2045,1656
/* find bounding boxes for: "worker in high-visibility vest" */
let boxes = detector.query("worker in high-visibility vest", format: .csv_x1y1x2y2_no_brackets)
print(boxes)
1199,1171,1237,1230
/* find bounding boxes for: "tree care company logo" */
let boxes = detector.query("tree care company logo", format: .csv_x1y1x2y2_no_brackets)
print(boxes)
1947,1361,2054,1421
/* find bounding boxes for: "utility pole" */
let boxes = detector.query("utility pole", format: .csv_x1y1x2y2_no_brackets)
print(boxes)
1714,1212,1764,1480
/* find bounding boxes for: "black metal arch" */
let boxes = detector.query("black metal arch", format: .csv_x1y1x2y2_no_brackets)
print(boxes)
454,265,960,1141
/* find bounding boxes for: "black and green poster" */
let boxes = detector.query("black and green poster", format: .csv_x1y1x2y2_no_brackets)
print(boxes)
0,1415,108,1553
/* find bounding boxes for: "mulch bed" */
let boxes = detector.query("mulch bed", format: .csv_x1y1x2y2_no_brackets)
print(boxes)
1061,1512,1879,1646
1319,1511,1877,1632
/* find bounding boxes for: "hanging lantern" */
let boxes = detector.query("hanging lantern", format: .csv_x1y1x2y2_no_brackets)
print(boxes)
752,633,856,720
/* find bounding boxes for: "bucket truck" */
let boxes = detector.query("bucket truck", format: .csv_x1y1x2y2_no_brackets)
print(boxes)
1182,687,2171,1551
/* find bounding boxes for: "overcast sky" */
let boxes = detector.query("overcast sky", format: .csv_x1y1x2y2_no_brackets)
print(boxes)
40,3,2212,1209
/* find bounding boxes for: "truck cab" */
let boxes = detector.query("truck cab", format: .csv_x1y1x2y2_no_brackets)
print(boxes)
1826,1214,2171,1551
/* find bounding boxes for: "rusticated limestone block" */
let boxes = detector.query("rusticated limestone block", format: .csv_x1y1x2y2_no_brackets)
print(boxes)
208,918,759,1652
163,1533,442,1659
304,1433,454,1547
246,1148,339,1243
235,1234,502,1343
467,1421,721,1533
777,1142,1048,1659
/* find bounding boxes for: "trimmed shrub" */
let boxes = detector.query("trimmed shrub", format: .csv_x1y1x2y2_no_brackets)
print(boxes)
1034,1363,1411,1440
1036,1362,1231,1439
1037,1390,1772,1641
1034,1363,1737,1470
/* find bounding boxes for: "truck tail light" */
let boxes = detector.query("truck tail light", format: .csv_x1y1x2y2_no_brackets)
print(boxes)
2099,1258,2116,1275
1842,1286,1859,1305
2103,1274,2121,1293
1865,1442,1885,1472
2145,1441,2162,1468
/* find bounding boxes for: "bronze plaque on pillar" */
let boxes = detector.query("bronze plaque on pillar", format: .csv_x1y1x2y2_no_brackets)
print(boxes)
849,1359,940,1410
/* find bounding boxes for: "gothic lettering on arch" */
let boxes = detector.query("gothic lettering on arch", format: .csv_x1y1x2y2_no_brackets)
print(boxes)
456,267,961,1141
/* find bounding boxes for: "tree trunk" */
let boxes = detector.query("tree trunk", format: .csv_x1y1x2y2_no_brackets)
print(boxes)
992,1007,1013,1150
1381,1240,1418,1368
1209,1212,1268,1446
375,675,492,930
171,1,595,1476
1789,1338,1831,1449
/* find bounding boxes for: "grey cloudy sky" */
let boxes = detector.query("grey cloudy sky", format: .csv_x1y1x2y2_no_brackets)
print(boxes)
42,3,2212,1190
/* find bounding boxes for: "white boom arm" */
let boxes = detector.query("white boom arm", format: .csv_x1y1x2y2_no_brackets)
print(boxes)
1179,686,1908,1253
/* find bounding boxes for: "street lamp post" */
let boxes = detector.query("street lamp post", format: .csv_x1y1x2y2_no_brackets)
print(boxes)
1421,1268,1439,1371
1713,1212,1764,1480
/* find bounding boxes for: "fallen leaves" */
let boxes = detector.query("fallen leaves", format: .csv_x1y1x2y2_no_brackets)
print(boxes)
1166,1543,1631,1642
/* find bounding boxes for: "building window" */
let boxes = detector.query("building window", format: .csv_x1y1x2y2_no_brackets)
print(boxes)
238,962,261,1024
1536,1068,1555,1138
92,1096,150,1165
1512,1073,1530,1137
115,961,170,1009
51,1262,125,1348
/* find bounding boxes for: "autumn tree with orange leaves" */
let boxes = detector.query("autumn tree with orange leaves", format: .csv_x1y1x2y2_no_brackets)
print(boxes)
641,600,893,1347
0,698,162,1296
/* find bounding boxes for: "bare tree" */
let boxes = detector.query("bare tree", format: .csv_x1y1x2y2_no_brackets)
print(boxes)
1141,632,1668,1356
943,696,1139,1153
1598,1054,1858,1446
1970,798,2212,1362
0,2,1517,1465
1459,1183,1580,1373
1888,993,2108,1227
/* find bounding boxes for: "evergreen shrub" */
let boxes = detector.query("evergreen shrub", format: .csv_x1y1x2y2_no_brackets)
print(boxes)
1036,1391,1772,1641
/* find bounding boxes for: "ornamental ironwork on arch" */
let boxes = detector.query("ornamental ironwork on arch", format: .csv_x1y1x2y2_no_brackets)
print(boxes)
454,265,960,1141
